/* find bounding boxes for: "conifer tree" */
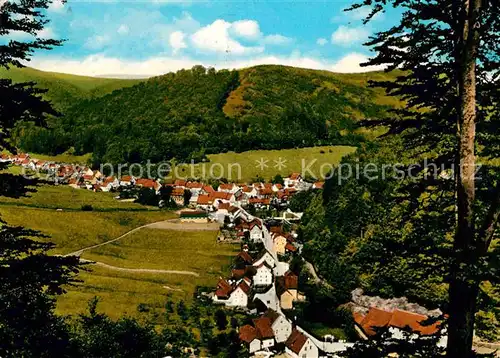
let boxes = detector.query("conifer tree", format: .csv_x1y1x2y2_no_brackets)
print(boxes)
350,0,500,356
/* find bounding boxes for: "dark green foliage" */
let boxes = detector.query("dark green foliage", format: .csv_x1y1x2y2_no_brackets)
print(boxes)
272,174,284,185
183,189,192,206
14,65,398,165
288,189,318,213
214,309,228,330
0,1,83,356
81,204,93,211
134,188,159,206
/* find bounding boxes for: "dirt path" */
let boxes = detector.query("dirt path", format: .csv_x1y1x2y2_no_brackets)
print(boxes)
91,261,199,276
66,219,219,257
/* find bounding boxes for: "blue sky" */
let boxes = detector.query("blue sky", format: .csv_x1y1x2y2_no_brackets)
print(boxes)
10,0,402,76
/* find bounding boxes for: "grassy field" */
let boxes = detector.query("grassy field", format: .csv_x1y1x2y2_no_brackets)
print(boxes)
58,229,237,320
0,66,143,110
0,179,234,320
0,183,153,211
173,145,357,182
0,207,175,255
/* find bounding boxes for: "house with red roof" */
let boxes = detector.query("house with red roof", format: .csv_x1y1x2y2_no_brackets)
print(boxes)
263,309,293,343
276,271,299,310
119,175,135,187
253,261,273,286
353,307,444,343
284,172,303,188
171,187,186,206
218,183,239,193
285,328,319,358
196,194,214,210
239,325,261,353
313,181,325,190
252,316,275,349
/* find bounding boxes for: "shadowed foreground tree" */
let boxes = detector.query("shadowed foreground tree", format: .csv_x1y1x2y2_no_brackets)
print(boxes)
0,1,82,356
348,0,500,356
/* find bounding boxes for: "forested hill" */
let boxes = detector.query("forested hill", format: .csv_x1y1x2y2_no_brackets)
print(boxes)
13,65,403,165
0,66,143,111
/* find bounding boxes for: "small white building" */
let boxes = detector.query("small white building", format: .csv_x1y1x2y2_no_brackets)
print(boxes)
285,329,319,358
264,309,293,344
253,262,273,286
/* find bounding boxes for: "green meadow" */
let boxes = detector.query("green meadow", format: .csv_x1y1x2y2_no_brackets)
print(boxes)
173,145,357,182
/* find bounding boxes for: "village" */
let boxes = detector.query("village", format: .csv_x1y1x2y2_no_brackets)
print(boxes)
2,153,451,357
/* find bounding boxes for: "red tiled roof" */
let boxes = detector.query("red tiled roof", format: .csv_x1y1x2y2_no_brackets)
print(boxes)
258,188,273,196
197,195,212,205
211,192,232,200
237,251,253,264
313,181,325,189
388,309,441,335
274,183,283,189
239,325,258,343
243,186,253,193
219,183,234,190
172,188,185,196
215,279,233,298
136,178,158,188
285,243,297,252
121,176,133,182
218,202,230,210
237,280,251,295
263,309,280,324
174,179,187,187
355,307,396,336
232,269,245,279
289,172,301,180
284,271,298,289
203,185,215,193
186,181,203,189
253,317,274,339
285,329,308,354
228,206,239,213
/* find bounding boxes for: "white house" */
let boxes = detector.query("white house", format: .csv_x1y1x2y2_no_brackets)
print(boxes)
264,309,293,344
284,172,303,188
227,280,250,307
285,329,319,358
254,284,280,311
274,262,290,277
249,223,264,243
239,325,262,353
253,251,275,269
253,317,275,349
253,262,273,286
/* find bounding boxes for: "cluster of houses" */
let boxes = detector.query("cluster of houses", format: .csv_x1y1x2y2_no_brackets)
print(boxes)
207,203,448,357
3,153,324,211
172,176,323,211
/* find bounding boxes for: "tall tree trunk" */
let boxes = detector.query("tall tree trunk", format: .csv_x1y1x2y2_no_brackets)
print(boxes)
447,0,482,357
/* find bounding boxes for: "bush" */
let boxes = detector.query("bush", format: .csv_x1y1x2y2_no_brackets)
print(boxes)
81,204,93,211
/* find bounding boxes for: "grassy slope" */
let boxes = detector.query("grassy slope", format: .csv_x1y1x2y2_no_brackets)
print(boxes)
174,145,357,182
0,180,234,319
63,228,237,319
0,183,154,211
0,66,143,110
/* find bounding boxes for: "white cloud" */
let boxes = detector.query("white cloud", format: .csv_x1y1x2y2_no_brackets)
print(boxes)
37,27,57,39
316,38,328,46
28,52,385,78
262,34,292,46
331,25,369,46
330,53,383,72
48,0,65,13
230,20,261,40
191,19,264,55
84,35,111,50
117,25,129,35
169,31,187,54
